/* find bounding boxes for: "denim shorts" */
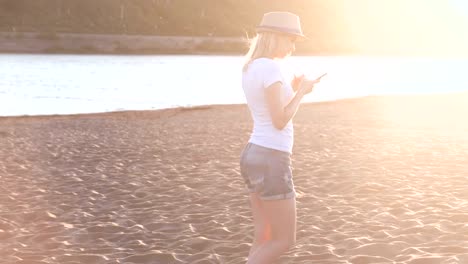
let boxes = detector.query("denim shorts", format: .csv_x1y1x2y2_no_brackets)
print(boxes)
239,143,295,200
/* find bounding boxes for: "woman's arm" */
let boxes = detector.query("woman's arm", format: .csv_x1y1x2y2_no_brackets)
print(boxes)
265,81,307,130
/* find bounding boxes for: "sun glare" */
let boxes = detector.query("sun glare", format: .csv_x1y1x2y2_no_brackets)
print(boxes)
333,0,468,56
448,0,468,17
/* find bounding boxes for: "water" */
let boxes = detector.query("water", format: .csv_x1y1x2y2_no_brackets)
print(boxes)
1,54,467,116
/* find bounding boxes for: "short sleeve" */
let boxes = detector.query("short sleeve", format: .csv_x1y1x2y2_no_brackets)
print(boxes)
262,60,283,89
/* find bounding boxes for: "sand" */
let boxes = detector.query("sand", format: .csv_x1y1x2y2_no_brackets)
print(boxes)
1,93,468,264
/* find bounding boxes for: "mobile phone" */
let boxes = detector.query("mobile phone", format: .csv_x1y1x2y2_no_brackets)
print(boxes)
315,73,328,81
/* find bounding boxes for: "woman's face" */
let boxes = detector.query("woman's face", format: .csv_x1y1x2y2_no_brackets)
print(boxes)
276,35,297,58
287,36,297,55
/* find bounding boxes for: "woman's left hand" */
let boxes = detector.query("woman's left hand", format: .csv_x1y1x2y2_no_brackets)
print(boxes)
291,74,305,92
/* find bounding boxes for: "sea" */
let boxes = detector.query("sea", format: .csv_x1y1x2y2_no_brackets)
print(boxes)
1,54,467,116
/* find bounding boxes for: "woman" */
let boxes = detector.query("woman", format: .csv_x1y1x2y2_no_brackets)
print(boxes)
240,12,319,263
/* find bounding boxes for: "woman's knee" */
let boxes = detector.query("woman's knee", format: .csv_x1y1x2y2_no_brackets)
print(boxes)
285,235,296,249
274,237,295,253
275,233,296,250
254,224,271,242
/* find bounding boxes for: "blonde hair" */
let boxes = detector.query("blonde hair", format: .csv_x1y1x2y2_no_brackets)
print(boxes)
243,32,293,72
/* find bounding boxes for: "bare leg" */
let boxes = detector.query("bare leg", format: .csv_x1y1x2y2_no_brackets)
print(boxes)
247,197,296,264
248,193,271,258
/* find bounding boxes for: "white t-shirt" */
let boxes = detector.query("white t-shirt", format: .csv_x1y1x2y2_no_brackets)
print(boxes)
242,58,294,153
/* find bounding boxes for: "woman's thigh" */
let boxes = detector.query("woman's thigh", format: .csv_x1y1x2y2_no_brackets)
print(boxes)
262,197,296,242
249,193,271,240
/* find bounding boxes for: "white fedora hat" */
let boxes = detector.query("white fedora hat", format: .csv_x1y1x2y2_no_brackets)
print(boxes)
256,11,306,39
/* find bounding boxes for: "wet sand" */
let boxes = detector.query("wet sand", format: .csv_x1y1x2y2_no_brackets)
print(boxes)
1,93,468,264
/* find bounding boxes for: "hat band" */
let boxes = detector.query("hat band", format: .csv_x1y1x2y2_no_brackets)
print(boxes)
256,25,303,36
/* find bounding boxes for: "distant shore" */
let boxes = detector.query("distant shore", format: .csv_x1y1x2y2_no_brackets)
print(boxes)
0,32,248,55
2,32,466,57
0,31,340,56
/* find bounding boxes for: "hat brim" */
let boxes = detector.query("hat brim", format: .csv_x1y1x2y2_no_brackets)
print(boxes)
256,26,307,41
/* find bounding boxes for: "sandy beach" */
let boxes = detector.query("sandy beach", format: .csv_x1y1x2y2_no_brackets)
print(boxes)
1,93,468,264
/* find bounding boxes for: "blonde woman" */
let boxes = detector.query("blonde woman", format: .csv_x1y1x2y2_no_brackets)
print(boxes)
240,12,320,263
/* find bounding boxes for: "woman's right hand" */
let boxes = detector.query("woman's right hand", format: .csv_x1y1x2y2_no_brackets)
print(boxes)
291,74,305,92
297,78,319,96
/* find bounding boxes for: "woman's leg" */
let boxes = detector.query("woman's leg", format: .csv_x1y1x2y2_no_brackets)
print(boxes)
248,193,271,258
247,197,296,264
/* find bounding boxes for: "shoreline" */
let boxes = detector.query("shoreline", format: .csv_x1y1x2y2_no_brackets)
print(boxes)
2,91,467,119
